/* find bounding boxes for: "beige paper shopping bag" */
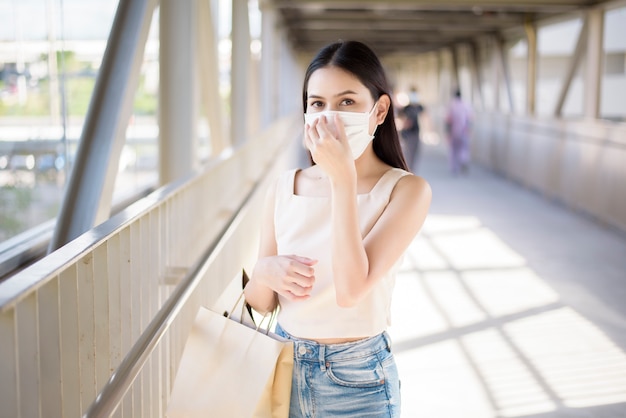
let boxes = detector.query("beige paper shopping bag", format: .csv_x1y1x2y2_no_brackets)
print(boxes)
167,305,293,418
253,338,293,417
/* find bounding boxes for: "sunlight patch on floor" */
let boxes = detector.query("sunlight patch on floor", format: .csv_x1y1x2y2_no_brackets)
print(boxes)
389,214,626,418
504,307,626,409
464,268,560,317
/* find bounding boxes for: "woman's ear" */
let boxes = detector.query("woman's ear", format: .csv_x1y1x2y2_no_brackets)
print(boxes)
375,94,391,125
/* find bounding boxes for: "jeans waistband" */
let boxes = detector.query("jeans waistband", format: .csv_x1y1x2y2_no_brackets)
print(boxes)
275,323,392,363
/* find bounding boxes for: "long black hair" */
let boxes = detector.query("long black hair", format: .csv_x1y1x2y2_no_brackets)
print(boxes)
302,40,408,170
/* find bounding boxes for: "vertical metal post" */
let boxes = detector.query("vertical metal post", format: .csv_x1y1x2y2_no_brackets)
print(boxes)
469,42,485,110
49,0,156,252
554,16,589,117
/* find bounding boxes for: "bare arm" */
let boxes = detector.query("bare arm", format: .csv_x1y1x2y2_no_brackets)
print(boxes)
243,181,279,314
304,112,432,307
331,174,432,307
329,176,369,307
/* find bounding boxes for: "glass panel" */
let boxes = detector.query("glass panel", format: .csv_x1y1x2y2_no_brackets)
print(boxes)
112,7,159,202
479,39,495,111
0,0,118,242
536,18,584,117
1,0,161,246
508,39,528,115
601,6,626,122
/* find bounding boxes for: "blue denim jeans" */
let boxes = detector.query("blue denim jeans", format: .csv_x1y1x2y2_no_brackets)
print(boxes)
275,324,401,417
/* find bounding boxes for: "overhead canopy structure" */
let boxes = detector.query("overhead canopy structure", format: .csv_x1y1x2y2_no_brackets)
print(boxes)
268,0,612,56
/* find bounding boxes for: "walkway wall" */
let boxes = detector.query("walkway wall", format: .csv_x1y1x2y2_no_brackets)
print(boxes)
472,114,626,233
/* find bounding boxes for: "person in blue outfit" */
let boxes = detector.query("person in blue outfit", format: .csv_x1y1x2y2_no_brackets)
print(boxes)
244,40,432,417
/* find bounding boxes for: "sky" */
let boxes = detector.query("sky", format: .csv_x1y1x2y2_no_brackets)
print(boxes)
0,0,118,41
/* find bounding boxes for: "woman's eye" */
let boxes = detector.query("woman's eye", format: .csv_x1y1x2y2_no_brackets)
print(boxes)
309,101,323,109
340,99,354,106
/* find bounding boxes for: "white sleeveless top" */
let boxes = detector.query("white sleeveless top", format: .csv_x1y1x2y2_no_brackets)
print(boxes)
274,167,411,339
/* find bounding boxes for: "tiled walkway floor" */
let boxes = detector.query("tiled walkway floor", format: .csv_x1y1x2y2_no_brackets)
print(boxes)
389,143,626,418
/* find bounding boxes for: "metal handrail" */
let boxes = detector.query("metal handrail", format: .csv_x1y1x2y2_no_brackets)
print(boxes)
82,176,262,417
0,113,301,416
0,184,155,281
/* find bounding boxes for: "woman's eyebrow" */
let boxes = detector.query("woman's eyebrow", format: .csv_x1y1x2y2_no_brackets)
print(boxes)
334,90,358,97
307,90,358,99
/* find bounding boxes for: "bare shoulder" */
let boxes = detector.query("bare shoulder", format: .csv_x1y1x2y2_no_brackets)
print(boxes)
392,173,432,207
379,173,432,236
395,173,431,195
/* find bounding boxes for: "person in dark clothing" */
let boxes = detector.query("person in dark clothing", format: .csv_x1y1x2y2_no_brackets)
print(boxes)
399,86,424,172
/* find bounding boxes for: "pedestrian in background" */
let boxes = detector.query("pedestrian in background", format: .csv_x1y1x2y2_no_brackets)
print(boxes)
398,86,424,172
444,88,473,175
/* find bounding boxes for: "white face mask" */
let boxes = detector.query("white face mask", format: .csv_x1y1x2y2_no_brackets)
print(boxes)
304,103,378,160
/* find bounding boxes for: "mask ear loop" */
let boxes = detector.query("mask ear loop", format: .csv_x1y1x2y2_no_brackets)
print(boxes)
368,100,381,136
225,290,246,322
369,100,379,116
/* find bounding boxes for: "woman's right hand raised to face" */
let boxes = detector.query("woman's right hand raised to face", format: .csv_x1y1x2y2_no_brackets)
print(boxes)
304,114,356,183
253,255,317,301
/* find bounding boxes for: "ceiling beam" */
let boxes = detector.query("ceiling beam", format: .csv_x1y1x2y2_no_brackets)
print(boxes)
267,0,612,56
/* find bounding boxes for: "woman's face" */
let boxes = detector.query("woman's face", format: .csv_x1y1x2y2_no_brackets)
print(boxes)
306,66,374,114
306,66,381,134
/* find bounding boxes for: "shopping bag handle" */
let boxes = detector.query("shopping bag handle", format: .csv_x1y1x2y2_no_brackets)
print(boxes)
226,271,277,335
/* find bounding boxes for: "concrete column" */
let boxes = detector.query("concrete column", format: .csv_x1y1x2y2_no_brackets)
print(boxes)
469,42,484,110
491,38,501,111
259,4,279,128
584,9,605,119
277,36,301,117
437,50,446,104
160,0,198,185
231,0,251,146
197,0,226,153
524,19,537,116
450,45,460,91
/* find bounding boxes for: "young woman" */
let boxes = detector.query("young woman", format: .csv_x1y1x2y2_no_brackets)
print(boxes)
244,40,432,417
